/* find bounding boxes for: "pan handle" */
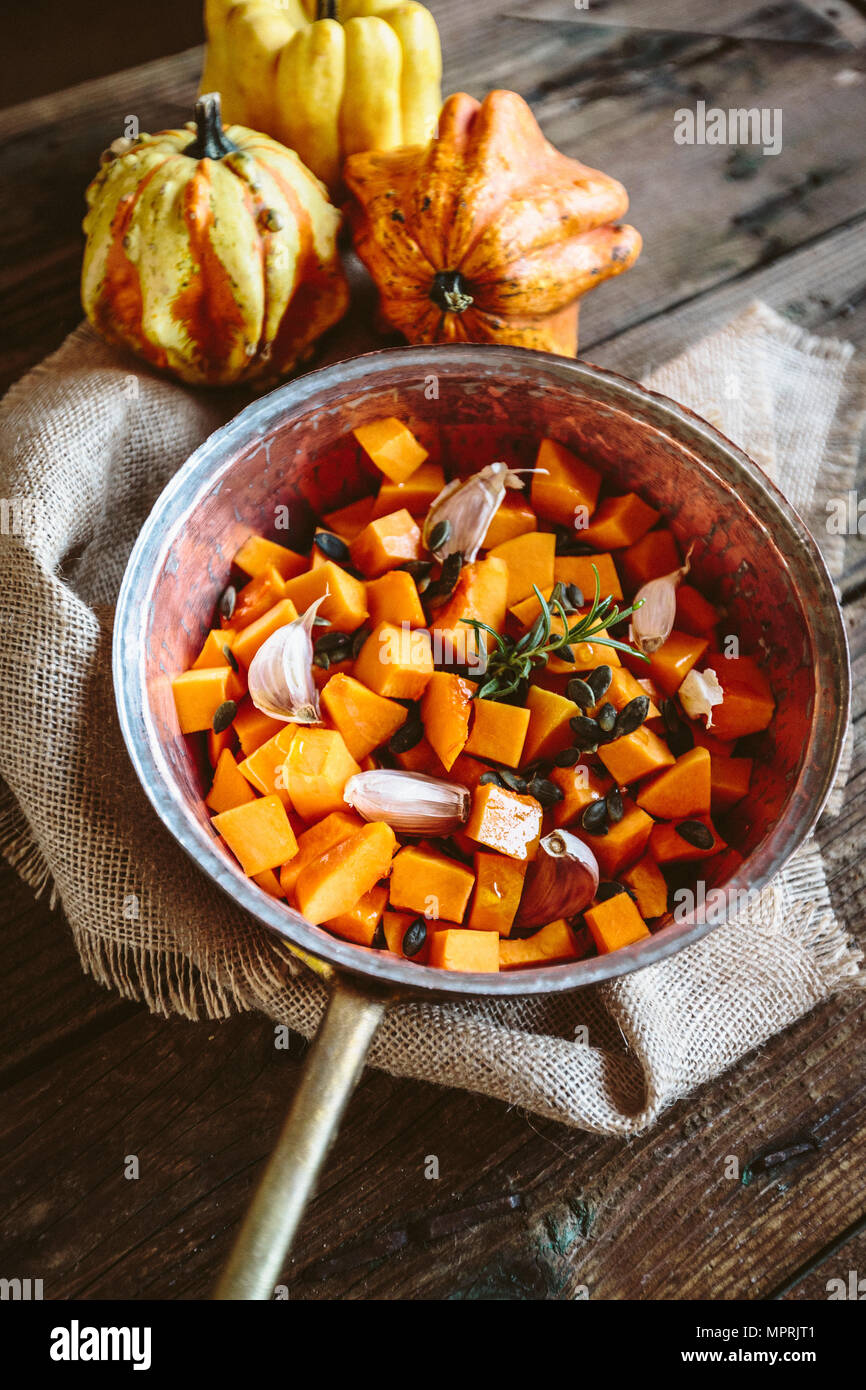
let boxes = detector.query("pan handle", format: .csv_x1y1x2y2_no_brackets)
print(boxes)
214,977,387,1300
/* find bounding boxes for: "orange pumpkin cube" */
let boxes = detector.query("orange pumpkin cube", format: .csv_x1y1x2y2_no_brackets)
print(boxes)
237,724,298,806
280,809,364,899
371,461,446,518
389,845,475,924
428,557,508,665
233,533,306,582
449,751,492,791
354,417,428,483
326,883,389,946
420,671,475,771
353,621,434,699
283,727,360,821
584,894,650,954
230,566,287,630
231,598,299,669
295,821,397,925
350,508,423,578
383,908,432,963
322,496,376,542
580,493,660,550
212,794,299,877
487,530,556,606
193,628,237,670
172,666,243,734
705,654,775,740
710,754,753,813
545,613,622,674
466,852,528,935
366,570,426,628
636,746,711,819
650,816,726,864
550,762,611,828
465,784,543,861
646,631,708,697
620,529,680,591
283,561,368,632
394,735,447,777
553,552,623,602
531,438,602,527
578,799,653,878
499,918,581,969
251,867,286,899
465,698,529,769
594,666,660,719
321,672,408,760
522,685,580,764
233,698,285,756
428,929,500,973
621,855,669,919
598,724,675,785
482,493,537,549
676,583,719,636
205,748,258,814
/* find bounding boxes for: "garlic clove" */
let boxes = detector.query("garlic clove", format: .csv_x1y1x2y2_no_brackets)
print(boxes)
422,462,531,562
247,593,326,723
678,666,724,728
630,545,694,655
343,769,470,835
514,829,599,930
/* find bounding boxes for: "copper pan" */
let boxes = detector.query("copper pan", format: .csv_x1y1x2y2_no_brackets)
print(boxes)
113,345,848,1298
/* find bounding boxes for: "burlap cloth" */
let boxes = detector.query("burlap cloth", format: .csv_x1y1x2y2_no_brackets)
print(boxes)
1,301,863,1135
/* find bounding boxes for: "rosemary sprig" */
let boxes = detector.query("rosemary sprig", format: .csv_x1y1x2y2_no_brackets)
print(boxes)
462,568,648,703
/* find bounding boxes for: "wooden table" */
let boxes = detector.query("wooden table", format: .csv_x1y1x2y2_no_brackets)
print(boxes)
2,0,865,1300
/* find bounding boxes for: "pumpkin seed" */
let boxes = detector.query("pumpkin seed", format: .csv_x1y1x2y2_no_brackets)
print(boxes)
351,627,371,659
552,746,582,768
313,651,330,670
605,787,624,823
423,552,463,608
597,701,617,734
581,799,609,835
315,630,352,654
218,584,236,621
566,583,584,611
402,916,428,958
566,677,596,710
614,695,650,738
595,881,627,902
676,819,714,849
553,527,593,557
222,644,239,674
399,559,433,582
586,665,613,701
479,769,505,788
371,921,388,951
212,700,237,734
314,530,350,562
570,714,600,749
428,519,452,552
388,718,424,754
499,769,526,794
528,776,563,808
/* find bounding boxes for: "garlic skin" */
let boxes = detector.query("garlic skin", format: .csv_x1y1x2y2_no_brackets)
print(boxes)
246,594,326,723
343,770,470,834
514,830,599,930
630,546,694,655
423,462,530,562
678,667,724,728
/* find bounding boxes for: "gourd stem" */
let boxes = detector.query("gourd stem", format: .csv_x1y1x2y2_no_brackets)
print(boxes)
430,269,474,315
184,92,240,160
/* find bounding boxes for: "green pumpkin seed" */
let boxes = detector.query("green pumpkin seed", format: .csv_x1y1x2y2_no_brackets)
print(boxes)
428,519,452,551
222,644,239,674
212,700,237,734
605,787,624,823
581,799,609,835
499,769,527,794
388,718,424,754
566,677,596,710
552,746,582,768
218,584,236,621
614,695,650,738
586,665,613,701
402,916,428,957
570,714,600,749
479,769,505,788
528,776,563,808
351,627,371,659
314,530,350,562
676,819,714,849
597,701,617,734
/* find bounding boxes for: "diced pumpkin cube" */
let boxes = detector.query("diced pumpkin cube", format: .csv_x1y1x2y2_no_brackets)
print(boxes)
465,698,529,769
205,748,258,814
523,685,579,764
371,461,446,518
595,666,660,718
545,613,622,674
230,566,287,630
692,725,735,757
598,725,675,785
508,585,554,627
237,724,298,806
296,821,397,925
280,809,364,899
233,698,285,756
193,628,237,670
578,799,653,878
580,493,660,549
676,583,719,635
390,845,475,923
499,918,580,969
321,671,408,760
636,746,711,819
350,508,423,578
449,752,493,791
394,734,447,776
212,794,299,877
584,894,650,954
428,928,499,973
710,754,753,813
353,621,434,699
322,496,376,542
383,908,431,963
231,598,299,669
553,552,623,602
467,852,528,935
251,867,286,899
284,727,360,821
621,855,669,919
366,570,426,629
646,631,708,696
326,884,389,946
283,561,368,632
487,531,556,606
172,667,243,734
550,762,611,828
465,784,543,861
421,671,475,771
620,529,680,591
704,654,775,740
531,439,601,527
482,493,537,549
354,417,428,483
233,533,306,582
428,557,508,665
650,816,726,864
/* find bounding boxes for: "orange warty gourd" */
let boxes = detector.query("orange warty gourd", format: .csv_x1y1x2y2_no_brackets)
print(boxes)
344,90,641,357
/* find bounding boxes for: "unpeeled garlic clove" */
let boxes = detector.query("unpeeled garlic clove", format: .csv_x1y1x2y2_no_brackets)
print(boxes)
514,829,599,930
246,594,326,723
422,462,532,562
630,545,694,655
678,666,724,727
343,769,470,834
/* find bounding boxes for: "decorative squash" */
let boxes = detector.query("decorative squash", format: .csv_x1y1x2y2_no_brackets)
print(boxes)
200,0,443,192
81,93,349,386
344,90,642,356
